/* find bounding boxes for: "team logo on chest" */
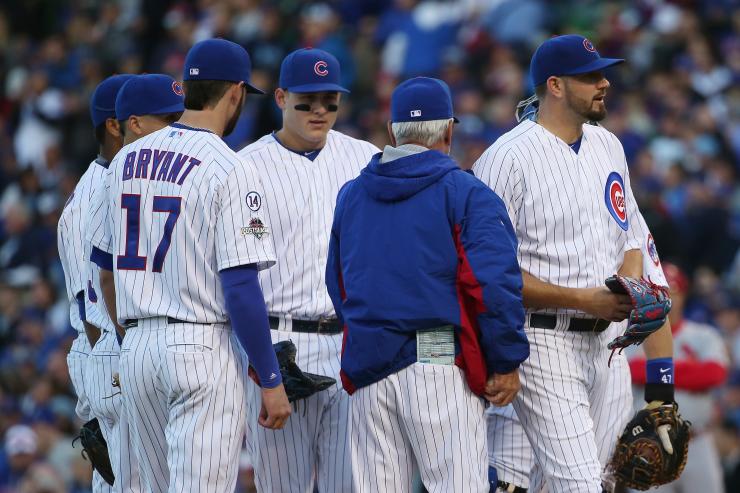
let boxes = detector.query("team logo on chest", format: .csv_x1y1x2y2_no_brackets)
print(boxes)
647,233,660,266
604,171,628,231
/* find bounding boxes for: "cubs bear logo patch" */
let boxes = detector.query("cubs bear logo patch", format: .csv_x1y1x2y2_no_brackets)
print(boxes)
604,171,628,231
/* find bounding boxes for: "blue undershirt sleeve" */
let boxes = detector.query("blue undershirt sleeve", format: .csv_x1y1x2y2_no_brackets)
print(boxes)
75,291,86,322
90,246,113,271
219,264,282,388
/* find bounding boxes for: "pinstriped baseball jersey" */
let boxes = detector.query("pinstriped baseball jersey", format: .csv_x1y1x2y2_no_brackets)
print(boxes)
237,129,378,493
237,130,379,319
86,123,276,324
473,119,644,316
58,158,113,333
474,119,655,493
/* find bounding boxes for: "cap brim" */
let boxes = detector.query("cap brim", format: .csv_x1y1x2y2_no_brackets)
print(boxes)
284,83,350,94
563,57,624,76
245,82,265,95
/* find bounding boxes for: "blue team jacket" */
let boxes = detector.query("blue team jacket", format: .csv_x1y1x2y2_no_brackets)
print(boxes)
326,149,529,395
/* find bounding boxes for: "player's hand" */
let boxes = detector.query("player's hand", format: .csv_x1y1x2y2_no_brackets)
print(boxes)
259,384,291,430
484,370,520,406
579,286,632,321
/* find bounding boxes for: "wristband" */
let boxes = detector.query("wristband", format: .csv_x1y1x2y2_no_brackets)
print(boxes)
646,357,673,385
645,357,675,403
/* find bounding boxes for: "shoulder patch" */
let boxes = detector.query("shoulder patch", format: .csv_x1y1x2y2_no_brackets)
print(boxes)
647,233,660,266
604,171,628,231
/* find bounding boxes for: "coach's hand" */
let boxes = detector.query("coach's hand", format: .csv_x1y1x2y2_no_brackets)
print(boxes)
579,286,632,322
259,384,291,430
484,370,520,406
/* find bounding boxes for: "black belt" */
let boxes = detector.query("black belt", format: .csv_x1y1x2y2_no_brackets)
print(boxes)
497,480,527,493
123,317,189,328
529,314,610,333
268,316,341,334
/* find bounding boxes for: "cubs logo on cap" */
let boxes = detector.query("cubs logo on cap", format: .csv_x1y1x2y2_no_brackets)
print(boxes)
604,171,628,230
314,61,328,76
279,48,349,93
530,34,624,87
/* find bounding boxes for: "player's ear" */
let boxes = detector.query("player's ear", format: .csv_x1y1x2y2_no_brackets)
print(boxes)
274,88,287,110
387,121,396,147
105,118,122,139
444,119,454,147
129,116,143,137
547,76,563,99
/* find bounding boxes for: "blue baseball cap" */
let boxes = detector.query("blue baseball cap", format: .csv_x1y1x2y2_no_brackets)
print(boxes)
390,77,458,123
530,35,624,87
115,74,185,121
90,74,136,127
279,48,349,94
183,38,264,94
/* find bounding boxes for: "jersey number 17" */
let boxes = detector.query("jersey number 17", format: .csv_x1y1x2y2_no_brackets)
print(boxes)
117,193,181,272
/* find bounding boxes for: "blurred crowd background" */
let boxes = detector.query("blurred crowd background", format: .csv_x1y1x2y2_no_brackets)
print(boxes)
0,0,738,491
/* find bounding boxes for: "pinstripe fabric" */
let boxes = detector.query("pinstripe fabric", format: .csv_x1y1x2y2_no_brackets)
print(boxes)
473,120,644,318
350,363,488,493
83,329,142,492
59,159,120,493
245,329,349,493
119,320,248,493
487,232,665,492
86,124,275,492
238,130,378,492
473,119,653,493
237,130,379,319
86,125,276,325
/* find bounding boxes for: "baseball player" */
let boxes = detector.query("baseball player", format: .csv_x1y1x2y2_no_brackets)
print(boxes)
85,73,185,493
327,76,530,493
58,73,133,493
627,262,729,493
236,47,380,492
473,35,677,493
487,215,669,493
85,39,291,493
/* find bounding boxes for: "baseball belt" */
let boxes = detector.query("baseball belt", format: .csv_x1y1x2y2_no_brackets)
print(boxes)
123,317,189,328
497,480,527,493
268,316,341,334
529,314,610,333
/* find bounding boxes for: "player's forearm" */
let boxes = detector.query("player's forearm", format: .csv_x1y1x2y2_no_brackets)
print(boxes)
521,271,589,311
99,269,126,340
642,318,673,359
618,249,642,278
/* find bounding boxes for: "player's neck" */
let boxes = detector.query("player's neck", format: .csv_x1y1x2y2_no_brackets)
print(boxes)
100,142,121,162
536,106,585,144
177,110,225,137
275,128,326,153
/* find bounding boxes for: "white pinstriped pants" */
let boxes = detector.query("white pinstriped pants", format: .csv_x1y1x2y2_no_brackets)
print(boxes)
246,330,351,493
68,333,113,493
511,326,632,493
350,363,488,493
84,329,143,492
119,320,248,493
487,350,632,492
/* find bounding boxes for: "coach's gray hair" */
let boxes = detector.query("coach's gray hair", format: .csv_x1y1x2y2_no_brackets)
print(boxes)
390,118,453,147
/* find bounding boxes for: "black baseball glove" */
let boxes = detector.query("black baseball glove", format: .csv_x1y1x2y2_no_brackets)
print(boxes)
250,340,336,402
73,418,115,486
609,401,690,490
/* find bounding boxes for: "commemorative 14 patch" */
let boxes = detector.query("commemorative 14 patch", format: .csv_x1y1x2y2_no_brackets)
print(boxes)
604,171,628,231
